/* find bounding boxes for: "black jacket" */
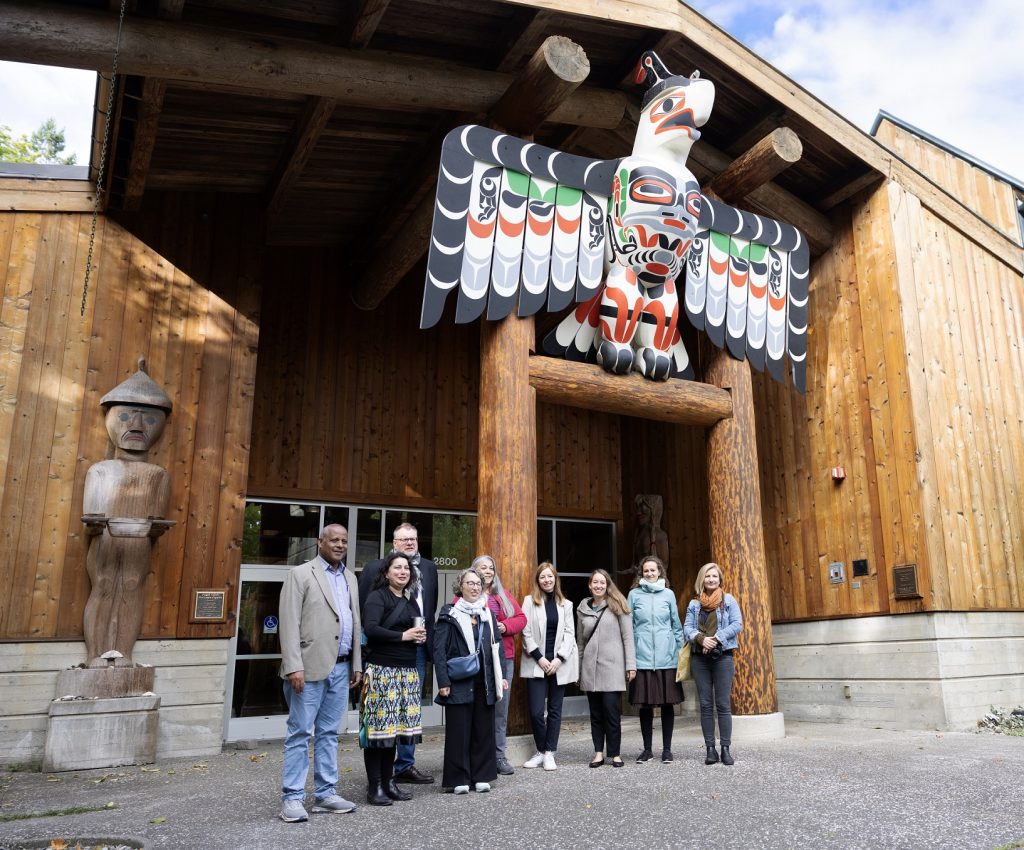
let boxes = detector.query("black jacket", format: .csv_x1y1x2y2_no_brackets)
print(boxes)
359,554,438,662
433,603,503,706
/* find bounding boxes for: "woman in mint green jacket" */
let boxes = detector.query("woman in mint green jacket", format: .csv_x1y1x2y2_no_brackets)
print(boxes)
626,556,684,764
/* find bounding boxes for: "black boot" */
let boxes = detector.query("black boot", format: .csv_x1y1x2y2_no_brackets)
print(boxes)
367,781,393,806
385,778,412,801
721,746,734,765
705,746,719,765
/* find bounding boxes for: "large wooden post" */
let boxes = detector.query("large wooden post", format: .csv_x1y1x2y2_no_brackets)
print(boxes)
476,315,537,734
703,340,777,715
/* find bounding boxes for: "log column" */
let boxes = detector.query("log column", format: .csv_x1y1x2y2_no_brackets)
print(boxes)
703,339,777,715
476,315,537,735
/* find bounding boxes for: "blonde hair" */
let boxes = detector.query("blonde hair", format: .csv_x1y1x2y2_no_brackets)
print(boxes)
529,561,564,606
588,569,630,616
632,555,670,589
693,562,724,595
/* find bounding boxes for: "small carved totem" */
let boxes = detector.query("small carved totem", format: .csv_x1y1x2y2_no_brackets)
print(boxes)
82,359,175,667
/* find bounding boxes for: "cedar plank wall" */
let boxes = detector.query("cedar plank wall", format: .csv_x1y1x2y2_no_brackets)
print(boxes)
753,171,1024,620
247,257,622,519
874,120,1021,244
0,188,260,641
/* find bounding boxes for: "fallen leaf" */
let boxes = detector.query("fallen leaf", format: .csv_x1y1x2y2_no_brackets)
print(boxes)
46,775,62,783
47,840,68,850
150,815,166,824
141,767,160,773
166,769,176,775
105,802,115,808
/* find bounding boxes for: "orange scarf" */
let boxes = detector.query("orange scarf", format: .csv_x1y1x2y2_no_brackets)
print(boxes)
699,587,723,611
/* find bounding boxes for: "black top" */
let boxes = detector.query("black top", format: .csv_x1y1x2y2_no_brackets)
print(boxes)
544,592,558,660
362,587,419,668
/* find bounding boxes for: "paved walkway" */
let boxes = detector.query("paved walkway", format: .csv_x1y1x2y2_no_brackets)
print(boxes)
1,719,1022,850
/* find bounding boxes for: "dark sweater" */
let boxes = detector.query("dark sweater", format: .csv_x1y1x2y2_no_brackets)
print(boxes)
529,592,560,662
362,587,419,668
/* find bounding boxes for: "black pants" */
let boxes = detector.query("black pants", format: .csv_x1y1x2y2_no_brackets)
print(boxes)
639,705,675,751
442,673,497,788
363,746,396,784
586,691,622,757
526,676,566,752
691,651,735,747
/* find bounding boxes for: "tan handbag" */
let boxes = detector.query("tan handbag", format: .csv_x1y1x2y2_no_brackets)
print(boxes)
675,645,692,682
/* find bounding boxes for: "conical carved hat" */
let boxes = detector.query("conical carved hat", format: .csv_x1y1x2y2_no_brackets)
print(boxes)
100,358,173,413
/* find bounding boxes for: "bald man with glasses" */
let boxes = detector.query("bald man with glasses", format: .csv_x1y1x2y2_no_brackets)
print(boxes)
359,522,438,784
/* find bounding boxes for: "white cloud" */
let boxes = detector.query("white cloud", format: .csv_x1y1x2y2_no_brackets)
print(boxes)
0,62,96,164
689,0,1024,183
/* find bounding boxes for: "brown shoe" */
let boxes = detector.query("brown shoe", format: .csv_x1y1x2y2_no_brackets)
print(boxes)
394,766,435,784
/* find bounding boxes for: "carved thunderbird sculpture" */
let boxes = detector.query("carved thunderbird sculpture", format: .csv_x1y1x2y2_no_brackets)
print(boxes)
420,51,809,392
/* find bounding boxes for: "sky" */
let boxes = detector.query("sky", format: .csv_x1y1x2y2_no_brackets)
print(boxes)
687,0,1024,183
0,61,96,165
1,1,1022,183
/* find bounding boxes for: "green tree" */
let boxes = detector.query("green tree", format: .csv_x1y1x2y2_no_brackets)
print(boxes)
0,118,77,165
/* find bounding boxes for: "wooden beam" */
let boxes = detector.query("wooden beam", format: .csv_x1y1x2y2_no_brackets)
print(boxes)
689,134,832,254
0,1,625,129
529,356,733,426
351,35,597,310
701,338,778,716
708,127,802,204
493,9,555,73
265,96,337,215
818,169,885,211
341,0,391,50
490,35,589,135
477,315,537,736
122,77,165,210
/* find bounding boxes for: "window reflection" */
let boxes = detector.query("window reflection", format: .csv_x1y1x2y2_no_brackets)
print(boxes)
241,502,319,565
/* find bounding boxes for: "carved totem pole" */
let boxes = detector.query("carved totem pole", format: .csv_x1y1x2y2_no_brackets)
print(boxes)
82,359,175,668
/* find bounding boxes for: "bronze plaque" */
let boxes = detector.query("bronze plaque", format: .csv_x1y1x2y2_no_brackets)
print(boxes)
893,564,921,600
190,588,228,623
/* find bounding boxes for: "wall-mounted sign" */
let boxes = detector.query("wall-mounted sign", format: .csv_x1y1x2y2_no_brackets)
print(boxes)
828,561,845,584
190,588,228,623
893,564,922,600
263,615,279,635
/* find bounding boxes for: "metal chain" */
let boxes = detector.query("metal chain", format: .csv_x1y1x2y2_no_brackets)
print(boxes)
81,0,128,318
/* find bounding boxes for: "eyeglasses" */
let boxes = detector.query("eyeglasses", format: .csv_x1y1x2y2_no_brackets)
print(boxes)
462,581,482,588
395,537,418,544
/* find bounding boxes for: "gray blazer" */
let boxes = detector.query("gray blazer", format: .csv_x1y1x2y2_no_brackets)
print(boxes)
576,598,636,693
279,558,362,682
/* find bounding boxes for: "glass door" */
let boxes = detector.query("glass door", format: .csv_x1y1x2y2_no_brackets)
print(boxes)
224,565,291,741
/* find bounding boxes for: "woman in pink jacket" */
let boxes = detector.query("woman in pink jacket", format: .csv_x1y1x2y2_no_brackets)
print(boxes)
470,554,527,776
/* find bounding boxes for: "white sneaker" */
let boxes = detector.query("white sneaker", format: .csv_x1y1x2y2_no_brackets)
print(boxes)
474,782,491,793
453,785,470,795
543,751,557,771
523,751,544,769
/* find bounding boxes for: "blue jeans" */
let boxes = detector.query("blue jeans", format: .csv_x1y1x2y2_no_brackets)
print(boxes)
394,645,426,774
691,651,735,747
494,654,514,760
281,660,349,801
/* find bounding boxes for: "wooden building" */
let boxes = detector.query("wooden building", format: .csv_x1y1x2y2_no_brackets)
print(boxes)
1,0,1022,763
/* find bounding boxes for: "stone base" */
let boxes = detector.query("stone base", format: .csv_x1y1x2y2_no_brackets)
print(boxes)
774,611,1024,730
56,665,155,698
43,695,160,772
730,711,785,741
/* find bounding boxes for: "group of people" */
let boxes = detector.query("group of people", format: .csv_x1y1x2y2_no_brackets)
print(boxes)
276,523,743,821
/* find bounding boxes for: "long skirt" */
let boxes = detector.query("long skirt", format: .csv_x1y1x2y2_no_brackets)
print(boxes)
361,663,423,747
628,668,683,706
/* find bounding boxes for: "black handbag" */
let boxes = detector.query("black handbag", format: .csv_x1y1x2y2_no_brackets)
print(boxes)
446,622,482,681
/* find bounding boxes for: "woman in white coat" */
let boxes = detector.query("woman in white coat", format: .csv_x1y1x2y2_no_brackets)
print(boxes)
520,562,577,771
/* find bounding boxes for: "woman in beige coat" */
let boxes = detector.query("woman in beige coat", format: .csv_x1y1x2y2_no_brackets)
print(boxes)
520,562,578,771
577,569,636,768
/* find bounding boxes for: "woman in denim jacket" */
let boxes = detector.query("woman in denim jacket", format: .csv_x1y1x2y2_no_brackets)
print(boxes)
683,562,743,766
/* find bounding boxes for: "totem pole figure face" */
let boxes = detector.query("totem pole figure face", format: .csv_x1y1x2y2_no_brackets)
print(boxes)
611,164,702,285
632,56,716,162
104,404,167,455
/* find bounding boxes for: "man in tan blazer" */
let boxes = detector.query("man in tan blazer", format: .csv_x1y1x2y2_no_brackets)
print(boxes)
278,524,362,822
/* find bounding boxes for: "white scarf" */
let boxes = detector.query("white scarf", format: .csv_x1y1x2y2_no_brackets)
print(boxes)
451,597,491,654
640,577,666,592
